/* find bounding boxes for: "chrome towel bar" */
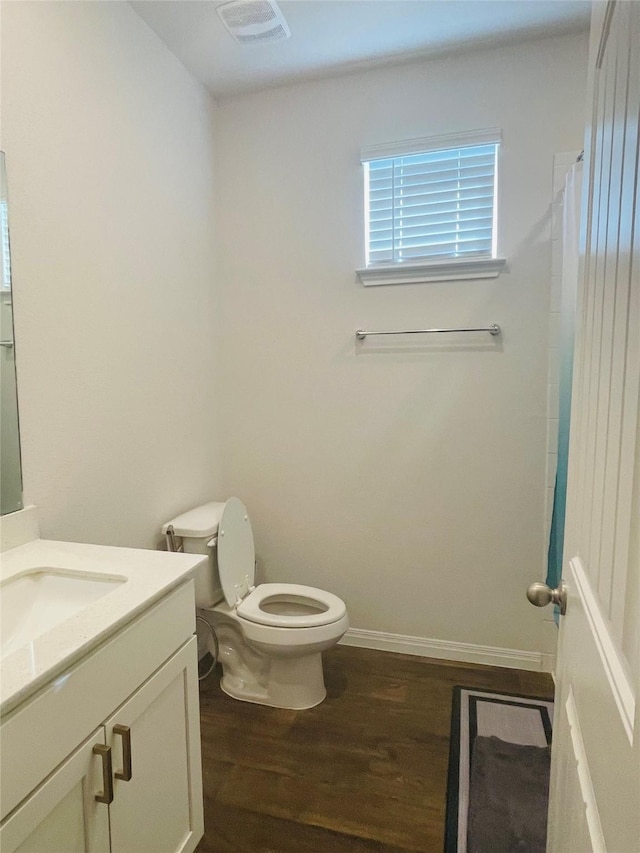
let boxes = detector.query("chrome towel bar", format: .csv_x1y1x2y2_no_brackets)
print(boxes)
355,324,501,341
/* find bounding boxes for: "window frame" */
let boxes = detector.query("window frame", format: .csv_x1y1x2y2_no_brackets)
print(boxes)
357,128,506,286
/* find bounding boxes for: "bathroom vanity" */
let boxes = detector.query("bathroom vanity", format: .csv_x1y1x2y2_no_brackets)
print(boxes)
0,517,206,853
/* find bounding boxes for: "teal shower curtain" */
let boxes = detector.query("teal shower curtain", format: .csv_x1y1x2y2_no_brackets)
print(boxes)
546,161,583,618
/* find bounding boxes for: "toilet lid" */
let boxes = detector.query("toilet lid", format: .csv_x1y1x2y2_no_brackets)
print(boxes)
217,497,256,607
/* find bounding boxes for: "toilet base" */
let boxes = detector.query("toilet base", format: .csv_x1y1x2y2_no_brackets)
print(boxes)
220,651,327,710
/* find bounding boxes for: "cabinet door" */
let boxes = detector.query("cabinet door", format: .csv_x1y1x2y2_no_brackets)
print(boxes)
0,727,110,853
105,636,203,853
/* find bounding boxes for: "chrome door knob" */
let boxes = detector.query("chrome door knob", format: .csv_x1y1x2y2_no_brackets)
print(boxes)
526,580,567,615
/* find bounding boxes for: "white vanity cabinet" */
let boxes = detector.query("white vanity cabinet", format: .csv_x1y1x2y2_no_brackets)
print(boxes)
0,581,204,853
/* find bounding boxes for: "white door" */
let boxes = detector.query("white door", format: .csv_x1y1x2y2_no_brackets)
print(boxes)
105,637,204,853
0,727,111,853
546,2,640,851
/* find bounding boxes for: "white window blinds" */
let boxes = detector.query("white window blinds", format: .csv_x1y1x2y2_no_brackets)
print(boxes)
362,131,500,268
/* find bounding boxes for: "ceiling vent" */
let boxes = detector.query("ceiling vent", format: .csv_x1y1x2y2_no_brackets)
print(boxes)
216,0,291,45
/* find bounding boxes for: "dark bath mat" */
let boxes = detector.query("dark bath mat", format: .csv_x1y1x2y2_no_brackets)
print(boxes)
444,687,553,853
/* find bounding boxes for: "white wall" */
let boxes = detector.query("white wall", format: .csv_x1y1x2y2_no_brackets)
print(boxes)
0,1,222,547
214,33,589,659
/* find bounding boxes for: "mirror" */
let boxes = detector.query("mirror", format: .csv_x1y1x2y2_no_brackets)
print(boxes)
1,152,24,514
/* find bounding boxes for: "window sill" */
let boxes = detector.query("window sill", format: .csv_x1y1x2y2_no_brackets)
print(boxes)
356,257,507,287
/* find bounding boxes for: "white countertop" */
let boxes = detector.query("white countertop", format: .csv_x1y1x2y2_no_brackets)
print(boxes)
0,539,206,715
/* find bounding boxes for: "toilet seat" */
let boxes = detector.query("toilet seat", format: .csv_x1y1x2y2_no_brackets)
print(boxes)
236,583,347,628
217,497,347,630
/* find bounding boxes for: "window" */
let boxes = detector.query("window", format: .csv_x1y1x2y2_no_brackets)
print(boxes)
357,129,505,285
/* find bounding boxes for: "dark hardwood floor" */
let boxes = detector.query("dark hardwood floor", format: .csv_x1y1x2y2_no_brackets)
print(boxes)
196,645,553,853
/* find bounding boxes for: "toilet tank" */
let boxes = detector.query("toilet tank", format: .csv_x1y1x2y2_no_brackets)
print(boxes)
162,502,226,608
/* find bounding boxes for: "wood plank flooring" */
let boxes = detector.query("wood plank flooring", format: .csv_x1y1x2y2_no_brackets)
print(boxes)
196,645,554,853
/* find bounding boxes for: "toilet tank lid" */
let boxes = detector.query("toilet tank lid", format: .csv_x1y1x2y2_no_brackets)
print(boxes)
162,501,227,538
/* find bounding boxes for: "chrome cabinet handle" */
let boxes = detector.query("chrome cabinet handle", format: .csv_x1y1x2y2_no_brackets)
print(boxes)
92,744,114,804
526,580,567,615
113,724,133,781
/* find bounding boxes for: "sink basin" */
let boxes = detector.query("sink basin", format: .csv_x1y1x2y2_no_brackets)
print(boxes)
1,569,126,659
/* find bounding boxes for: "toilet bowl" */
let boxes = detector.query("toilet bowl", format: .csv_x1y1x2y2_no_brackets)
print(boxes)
162,498,348,709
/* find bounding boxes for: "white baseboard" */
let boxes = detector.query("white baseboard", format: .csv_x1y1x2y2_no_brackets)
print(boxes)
339,627,543,672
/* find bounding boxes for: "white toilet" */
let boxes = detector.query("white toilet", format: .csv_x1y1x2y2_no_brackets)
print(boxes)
162,497,349,710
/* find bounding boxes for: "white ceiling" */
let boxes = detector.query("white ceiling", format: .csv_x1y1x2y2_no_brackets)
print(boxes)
131,0,591,99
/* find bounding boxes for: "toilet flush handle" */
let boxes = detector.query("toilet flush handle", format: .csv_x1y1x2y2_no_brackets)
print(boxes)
206,536,218,548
